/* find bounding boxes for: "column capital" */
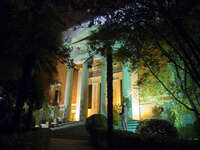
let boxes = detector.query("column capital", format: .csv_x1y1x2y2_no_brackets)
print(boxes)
75,64,83,70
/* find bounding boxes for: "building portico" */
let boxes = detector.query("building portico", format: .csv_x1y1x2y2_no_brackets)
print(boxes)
60,57,140,122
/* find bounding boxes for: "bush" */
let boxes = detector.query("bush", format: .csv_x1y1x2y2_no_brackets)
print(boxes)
112,130,175,150
90,128,108,150
112,130,142,149
113,105,121,129
85,114,108,149
112,130,200,150
194,120,200,137
177,123,200,140
136,119,177,138
85,114,107,135
89,128,200,150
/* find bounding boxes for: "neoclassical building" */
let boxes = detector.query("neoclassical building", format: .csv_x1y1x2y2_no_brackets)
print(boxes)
49,26,156,122
47,24,196,131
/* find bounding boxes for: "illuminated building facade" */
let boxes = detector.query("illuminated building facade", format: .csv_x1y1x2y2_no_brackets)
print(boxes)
52,58,140,122
49,26,167,122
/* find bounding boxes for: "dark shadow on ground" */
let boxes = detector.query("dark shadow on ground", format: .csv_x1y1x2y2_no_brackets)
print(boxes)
51,125,90,140
50,138,95,150
50,125,96,150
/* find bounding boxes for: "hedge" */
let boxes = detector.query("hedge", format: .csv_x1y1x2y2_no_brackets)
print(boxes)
88,129,200,150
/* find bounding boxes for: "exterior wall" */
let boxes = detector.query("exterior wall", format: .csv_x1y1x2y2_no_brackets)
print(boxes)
139,103,154,120
46,62,67,108
131,71,140,120
41,63,67,105
55,63,67,107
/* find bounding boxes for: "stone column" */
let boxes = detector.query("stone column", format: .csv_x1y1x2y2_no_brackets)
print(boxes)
122,62,132,120
131,70,140,120
79,62,89,121
100,57,106,116
63,68,74,121
75,68,83,121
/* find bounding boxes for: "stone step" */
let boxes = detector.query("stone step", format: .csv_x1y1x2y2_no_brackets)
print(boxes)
128,120,139,123
128,124,139,126
127,120,139,133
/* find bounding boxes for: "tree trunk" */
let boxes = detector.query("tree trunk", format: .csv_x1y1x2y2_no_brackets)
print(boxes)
26,103,33,130
14,58,32,132
106,49,113,148
14,89,25,132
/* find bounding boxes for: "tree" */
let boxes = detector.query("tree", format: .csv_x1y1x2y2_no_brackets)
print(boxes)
87,21,123,148
0,0,127,132
93,0,200,123
84,0,200,133
0,0,72,131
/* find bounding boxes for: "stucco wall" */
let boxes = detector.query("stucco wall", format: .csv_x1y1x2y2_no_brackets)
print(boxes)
55,63,67,106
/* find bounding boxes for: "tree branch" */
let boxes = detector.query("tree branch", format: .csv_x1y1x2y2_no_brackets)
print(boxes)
145,62,195,112
146,23,200,88
174,62,199,117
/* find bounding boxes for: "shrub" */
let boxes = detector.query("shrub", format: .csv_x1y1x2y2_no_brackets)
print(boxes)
112,130,142,149
112,130,200,150
112,130,176,150
90,128,108,150
113,105,121,129
89,128,200,150
164,108,176,125
136,119,177,138
194,120,200,137
85,114,107,135
177,123,200,140
85,114,108,148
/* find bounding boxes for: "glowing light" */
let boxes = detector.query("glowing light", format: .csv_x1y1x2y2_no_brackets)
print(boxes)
70,109,76,121
130,89,140,120
87,109,92,117
139,104,153,120
75,101,80,121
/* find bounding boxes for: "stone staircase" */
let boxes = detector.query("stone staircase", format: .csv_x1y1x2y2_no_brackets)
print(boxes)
127,120,139,133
